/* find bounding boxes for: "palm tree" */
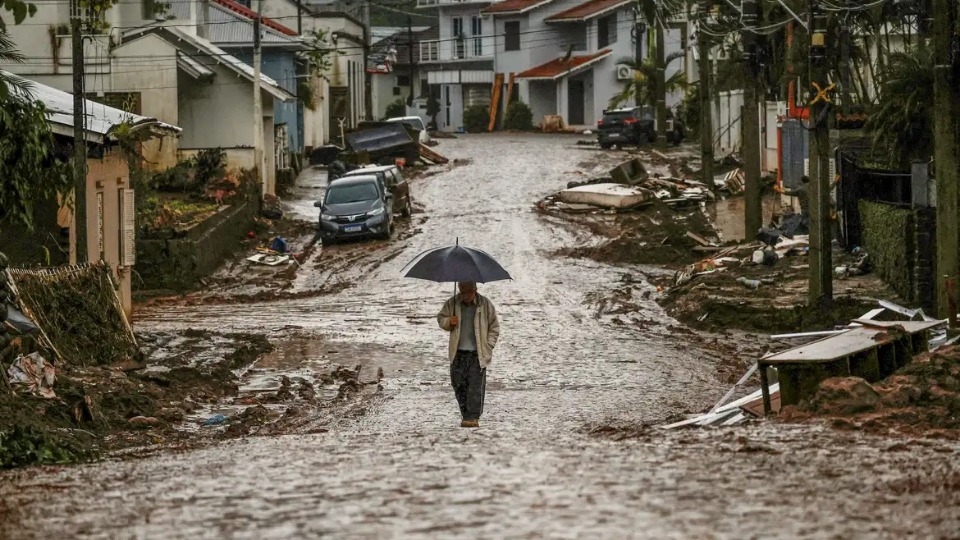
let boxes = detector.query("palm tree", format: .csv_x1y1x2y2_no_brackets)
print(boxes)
863,48,934,168
0,29,29,100
609,49,687,109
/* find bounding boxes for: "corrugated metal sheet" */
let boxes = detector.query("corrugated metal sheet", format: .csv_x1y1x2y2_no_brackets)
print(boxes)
177,51,215,79
205,2,301,46
3,70,181,143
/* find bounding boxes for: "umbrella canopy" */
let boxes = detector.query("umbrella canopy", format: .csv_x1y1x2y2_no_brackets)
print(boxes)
402,243,511,283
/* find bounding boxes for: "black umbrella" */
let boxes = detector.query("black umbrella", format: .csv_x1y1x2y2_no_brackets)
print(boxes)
402,239,511,298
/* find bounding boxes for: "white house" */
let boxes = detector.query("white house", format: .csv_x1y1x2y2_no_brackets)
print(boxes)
416,0,498,131
0,0,296,191
261,0,370,146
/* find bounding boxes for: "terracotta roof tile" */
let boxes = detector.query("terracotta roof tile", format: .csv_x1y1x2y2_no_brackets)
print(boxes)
544,0,633,22
482,0,556,15
515,49,611,79
213,0,298,36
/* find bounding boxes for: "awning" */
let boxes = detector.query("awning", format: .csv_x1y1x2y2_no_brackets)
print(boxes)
515,49,612,80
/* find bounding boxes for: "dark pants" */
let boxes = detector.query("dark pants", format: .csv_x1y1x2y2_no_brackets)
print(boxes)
451,350,486,421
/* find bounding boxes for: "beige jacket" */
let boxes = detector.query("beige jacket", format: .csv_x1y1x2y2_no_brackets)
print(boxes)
437,293,501,368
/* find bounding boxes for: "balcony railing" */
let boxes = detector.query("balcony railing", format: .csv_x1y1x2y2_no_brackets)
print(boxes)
420,38,490,63
417,0,499,6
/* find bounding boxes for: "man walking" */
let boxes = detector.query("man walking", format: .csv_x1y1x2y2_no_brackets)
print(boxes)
437,282,500,428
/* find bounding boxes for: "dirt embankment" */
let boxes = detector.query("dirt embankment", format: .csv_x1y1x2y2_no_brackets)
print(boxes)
781,345,960,439
547,200,718,267
0,331,272,468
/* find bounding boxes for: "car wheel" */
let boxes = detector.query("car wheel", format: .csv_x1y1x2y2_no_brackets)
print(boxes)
380,220,394,240
600,142,612,149
401,198,412,218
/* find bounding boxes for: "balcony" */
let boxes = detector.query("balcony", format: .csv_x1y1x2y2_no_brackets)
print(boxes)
419,38,492,63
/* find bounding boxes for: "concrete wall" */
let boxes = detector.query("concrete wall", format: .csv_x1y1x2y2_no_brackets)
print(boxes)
231,49,303,153
136,198,258,291
84,150,133,316
110,33,181,169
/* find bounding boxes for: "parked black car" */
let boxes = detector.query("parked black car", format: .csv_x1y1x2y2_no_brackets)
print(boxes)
315,176,395,243
597,107,657,149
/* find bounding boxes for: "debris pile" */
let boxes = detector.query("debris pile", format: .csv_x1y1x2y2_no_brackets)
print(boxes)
781,344,960,436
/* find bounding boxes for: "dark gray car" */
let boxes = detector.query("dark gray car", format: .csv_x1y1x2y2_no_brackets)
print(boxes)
315,176,395,243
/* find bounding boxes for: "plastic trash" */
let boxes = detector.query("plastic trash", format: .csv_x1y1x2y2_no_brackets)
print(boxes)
737,277,762,289
203,414,228,426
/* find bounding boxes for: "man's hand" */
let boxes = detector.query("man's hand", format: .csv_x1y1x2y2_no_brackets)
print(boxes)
449,315,458,327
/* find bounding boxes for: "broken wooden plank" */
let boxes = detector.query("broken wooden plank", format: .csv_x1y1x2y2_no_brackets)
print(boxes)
418,143,448,165
686,231,714,247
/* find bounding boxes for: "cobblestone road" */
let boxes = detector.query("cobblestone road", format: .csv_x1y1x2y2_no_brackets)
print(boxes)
1,135,958,539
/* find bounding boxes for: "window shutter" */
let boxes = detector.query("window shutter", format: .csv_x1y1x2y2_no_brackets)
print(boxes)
120,188,136,267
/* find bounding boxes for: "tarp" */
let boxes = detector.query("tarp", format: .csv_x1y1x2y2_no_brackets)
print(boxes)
6,352,56,398
4,304,39,336
345,123,419,164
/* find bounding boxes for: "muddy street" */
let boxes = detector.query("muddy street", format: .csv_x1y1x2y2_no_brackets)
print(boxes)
2,135,959,538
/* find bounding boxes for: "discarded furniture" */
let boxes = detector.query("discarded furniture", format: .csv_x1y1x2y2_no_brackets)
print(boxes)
558,183,651,209
609,158,647,184
758,319,945,414
345,123,419,165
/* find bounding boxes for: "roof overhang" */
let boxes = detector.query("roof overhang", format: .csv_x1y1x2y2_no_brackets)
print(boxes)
516,49,612,80
544,0,633,23
483,0,556,16
122,25,295,102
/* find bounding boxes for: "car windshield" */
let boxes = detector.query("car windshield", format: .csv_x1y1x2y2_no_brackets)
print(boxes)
326,183,379,204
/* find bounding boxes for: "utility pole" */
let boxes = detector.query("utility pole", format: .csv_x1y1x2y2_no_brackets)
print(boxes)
807,0,833,307
635,16,644,70
655,19,666,141
253,0,267,196
296,0,302,35
698,2,713,190
933,0,960,318
742,0,762,238
407,16,415,108
363,0,373,121
70,0,87,265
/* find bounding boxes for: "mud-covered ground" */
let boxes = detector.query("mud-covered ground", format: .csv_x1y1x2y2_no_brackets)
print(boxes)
1,135,959,538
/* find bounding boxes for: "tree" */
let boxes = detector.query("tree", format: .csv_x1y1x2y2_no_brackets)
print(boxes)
863,49,934,168
1,16,71,229
609,50,686,109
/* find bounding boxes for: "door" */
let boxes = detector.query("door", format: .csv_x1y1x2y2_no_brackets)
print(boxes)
568,80,585,125
328,87,352,146
452,17,465,59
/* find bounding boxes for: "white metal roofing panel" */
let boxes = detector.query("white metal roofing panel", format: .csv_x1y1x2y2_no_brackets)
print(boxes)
3,70,181,143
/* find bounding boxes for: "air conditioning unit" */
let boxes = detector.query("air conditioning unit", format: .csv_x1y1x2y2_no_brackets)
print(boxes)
615,65,633,81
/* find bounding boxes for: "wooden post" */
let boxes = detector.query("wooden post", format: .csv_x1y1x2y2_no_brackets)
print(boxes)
946,276,958,328
742,0,763,239
807,0,833,308
70,0,87,264
934,0,960,319
759,362,771,416
698,7,713,191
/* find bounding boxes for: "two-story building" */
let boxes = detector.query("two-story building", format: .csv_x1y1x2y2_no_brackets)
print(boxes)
416,0,498,131
485,0,635,129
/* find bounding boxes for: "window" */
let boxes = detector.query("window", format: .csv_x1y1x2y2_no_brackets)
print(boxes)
598,14,617,48
393,87,401,96
471,16,483,56
397,75,411,87
504,21,520,51
452,17,464,38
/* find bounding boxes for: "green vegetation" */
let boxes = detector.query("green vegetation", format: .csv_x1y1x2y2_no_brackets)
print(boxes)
463,104,489,133
385,98,406,119
503,101,534,131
